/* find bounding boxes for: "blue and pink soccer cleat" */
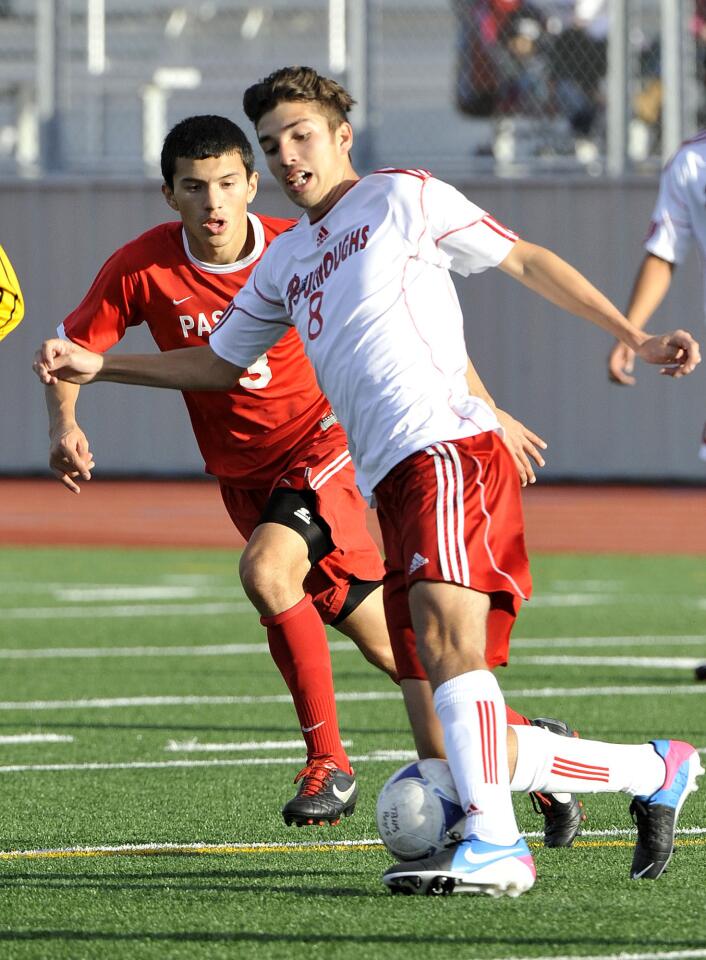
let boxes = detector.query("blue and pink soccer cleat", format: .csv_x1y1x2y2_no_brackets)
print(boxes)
382,836,536,897
629,739,704,880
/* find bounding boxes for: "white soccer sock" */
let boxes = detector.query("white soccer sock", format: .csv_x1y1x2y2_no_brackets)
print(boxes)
510,725,666,797
433,670,520,845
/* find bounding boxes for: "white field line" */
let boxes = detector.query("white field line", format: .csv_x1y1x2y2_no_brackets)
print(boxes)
0,750,417,774
5,596,705,622
0,640,353,660
1,828,705,865
513,656,705,669
528,594,702,608
0,684,704,713
0,733,73,744
54,586,244,601
512,635,706,649
0,637,703,661
2,746,706,775
0,577,234,594
1,602,252,620
164,738,353,753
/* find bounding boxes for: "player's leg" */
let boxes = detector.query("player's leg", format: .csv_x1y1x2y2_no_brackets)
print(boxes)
221,479,356,825
238,495,358,825
509,724,703,879
383,520,583,847
408,580,520,842
329,581,397,679
376,436,536,896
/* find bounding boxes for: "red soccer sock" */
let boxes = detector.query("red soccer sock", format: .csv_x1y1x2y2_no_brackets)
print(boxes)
261,595,351,773
505,706,532,726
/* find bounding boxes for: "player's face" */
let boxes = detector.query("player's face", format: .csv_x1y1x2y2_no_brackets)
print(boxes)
162,153,259,264
256,101,355,221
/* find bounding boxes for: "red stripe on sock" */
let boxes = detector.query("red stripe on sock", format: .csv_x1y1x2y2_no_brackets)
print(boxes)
551,760,610,782
551,766,610,782
477,700,498,784
489,700,498,784
553,755,609,774
476,700,489,782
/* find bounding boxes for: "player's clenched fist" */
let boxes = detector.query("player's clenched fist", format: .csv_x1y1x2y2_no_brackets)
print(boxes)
33,338,104,385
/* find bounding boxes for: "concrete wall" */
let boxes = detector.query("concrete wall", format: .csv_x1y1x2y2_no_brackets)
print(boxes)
2,176,704,481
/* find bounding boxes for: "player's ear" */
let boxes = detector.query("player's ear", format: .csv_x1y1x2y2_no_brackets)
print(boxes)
337,122,353,157
247,170,259,204
162,183,179,212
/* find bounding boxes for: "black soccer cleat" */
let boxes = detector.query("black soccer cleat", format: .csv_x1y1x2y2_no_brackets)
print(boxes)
629,739,703,880
282,759,358,827
694,664,706,682
529,716,586,848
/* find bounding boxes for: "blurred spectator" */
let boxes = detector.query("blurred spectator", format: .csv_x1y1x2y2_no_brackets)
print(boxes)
494,10,551,116
545,0,607,140
453,0,525,116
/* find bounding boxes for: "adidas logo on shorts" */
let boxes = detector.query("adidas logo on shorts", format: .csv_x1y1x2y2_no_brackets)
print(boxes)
408,552,429,575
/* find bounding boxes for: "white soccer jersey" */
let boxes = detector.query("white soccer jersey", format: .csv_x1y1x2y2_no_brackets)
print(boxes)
210,169,516,496
644,132,706,317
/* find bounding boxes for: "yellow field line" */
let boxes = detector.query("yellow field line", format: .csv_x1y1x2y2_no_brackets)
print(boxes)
0,842,380,861
1,837,705,862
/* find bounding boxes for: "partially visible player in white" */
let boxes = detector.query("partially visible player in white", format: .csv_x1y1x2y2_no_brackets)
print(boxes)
607,131,706,683
34,67,702,897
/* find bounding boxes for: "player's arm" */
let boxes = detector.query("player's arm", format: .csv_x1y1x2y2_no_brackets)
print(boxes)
498,239,700,378
465,358,546,487
45,380,95,495
34,340,244,390
608,253,676,385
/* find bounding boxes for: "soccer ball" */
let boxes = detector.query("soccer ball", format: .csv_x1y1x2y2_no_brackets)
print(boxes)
376,758,465,861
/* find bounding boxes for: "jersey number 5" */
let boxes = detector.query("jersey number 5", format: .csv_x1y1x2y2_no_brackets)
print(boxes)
238,353,272,390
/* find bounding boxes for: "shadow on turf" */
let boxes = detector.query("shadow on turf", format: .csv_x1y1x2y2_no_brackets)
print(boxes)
0,931,704,950
0,867,371,897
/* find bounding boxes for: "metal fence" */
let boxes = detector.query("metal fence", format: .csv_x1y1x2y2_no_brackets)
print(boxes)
0,0,703,179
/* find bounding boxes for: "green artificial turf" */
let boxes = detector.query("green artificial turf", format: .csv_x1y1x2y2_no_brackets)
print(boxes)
0,546,704,960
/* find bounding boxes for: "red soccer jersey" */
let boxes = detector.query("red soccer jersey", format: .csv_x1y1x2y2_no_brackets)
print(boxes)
60,215,332,485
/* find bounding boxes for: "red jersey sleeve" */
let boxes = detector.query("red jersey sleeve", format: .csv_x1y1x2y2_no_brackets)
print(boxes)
60,247,143,352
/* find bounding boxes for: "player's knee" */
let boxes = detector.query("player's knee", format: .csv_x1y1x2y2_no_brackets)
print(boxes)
238,543,306,611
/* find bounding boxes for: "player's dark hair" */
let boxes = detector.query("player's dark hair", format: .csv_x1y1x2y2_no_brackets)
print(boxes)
243,66,356,132
161,115,256,188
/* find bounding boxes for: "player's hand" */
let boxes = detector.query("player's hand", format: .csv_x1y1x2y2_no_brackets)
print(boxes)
608,341,636,385
33,339,104,385
49,423,95,495
635,329,701,378
495,409,547,486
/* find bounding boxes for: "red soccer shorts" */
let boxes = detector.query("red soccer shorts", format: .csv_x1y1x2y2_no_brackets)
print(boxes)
219,422,384,623
374,431,532,681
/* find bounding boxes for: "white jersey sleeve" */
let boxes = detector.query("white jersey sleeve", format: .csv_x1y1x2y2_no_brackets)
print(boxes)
418,177,517,276
209,254,293,368
644,152,694,265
